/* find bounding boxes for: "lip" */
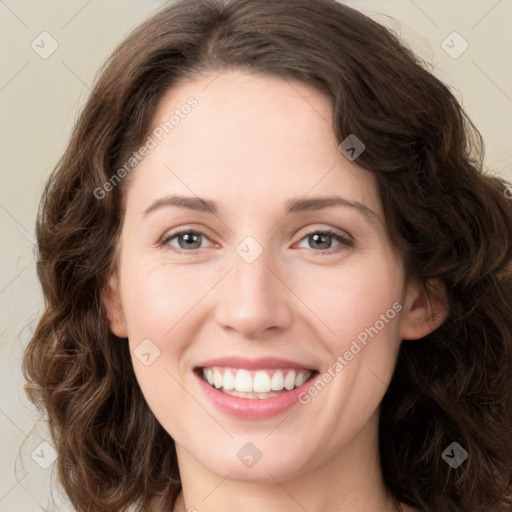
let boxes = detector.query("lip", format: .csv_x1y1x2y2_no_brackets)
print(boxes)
193,357,318,420
196,356,316,371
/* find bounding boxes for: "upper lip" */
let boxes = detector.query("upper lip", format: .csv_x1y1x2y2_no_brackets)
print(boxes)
195,356,317,371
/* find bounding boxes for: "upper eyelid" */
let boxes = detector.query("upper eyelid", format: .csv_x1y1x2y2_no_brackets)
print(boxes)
294,225,353,246
162,226,215,243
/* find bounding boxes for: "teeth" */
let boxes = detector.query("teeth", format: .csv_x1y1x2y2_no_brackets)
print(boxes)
270,370,284,391
295,370,308,387
284,370,296,391
253,371,271,393
235,369,253,392
201,367,312,395
223,369,235,390
213,368,223,389
224,389,282,399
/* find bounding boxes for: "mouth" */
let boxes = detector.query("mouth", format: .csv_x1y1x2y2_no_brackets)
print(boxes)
193,356,320,419
194,366,319,400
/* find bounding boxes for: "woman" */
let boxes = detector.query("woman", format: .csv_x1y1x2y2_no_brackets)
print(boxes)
23,0,512,511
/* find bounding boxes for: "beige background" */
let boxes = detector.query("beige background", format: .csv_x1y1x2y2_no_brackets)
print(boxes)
1,1,511,510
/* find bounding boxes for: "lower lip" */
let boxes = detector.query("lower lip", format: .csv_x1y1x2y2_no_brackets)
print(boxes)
194,371,316,420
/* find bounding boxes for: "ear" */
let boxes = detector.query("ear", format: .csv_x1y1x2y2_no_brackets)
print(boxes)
102,271,128,338
400,278,448,340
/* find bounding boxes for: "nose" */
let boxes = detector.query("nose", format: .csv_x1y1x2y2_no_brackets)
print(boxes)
215,243,294,339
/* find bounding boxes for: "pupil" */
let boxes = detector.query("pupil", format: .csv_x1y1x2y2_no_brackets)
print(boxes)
180,233,201,249
311,233,330,249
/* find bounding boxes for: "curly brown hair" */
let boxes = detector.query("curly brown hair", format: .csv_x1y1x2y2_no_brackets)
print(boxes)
23,0,512,511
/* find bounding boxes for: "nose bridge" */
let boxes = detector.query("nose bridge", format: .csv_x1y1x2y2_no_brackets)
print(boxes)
233,244,272,298
215,236,293,336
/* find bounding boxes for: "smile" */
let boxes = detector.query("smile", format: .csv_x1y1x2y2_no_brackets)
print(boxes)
198,367,315,398
193,357,319,419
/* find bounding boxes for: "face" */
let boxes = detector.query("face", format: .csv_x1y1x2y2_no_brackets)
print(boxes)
105,70,436,485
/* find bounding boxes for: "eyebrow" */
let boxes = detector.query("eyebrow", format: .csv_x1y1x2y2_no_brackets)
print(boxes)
143,194,380,223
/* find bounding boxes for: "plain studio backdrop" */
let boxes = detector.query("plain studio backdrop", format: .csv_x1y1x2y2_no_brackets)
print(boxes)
0,1,511,510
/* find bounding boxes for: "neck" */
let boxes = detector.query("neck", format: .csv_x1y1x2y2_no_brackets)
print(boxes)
170,412,403,512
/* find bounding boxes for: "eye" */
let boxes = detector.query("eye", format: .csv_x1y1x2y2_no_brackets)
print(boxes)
159,227,353,255
159,228,213,253
295,229,353,254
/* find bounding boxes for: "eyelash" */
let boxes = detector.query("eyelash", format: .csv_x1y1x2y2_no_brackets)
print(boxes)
158,227,354,256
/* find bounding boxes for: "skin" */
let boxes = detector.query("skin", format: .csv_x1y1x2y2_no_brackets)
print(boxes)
104,70,446,512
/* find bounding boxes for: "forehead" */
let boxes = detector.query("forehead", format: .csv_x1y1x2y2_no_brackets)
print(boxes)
124,70,381,218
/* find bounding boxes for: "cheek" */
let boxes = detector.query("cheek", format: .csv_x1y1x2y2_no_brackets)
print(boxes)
293,255,403,344
121,257,209,342
121,260,203,430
